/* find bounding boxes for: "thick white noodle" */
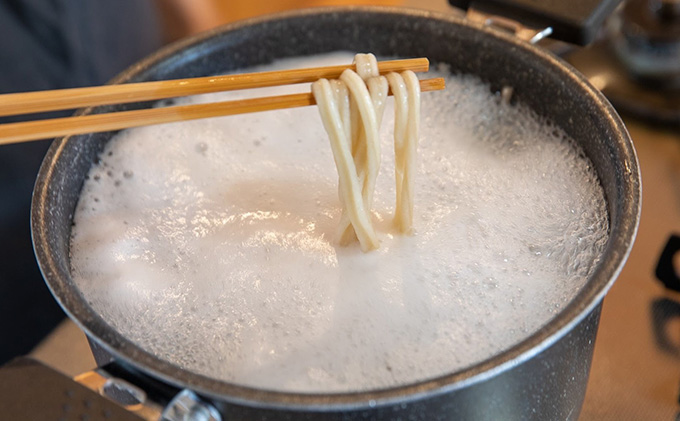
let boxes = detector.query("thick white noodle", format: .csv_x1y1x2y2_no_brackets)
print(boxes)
311,79,379,251
337,64,388,245
329,80,351,242
330,79,351,141
387,71,420,234
312,54,419,250
354,53,379,80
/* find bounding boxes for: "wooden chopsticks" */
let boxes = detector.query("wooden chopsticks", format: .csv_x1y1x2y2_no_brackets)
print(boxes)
0,58,445,145
0,58,430,117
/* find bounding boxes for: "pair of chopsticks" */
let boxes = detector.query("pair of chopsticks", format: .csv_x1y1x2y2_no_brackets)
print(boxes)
0,58,445,146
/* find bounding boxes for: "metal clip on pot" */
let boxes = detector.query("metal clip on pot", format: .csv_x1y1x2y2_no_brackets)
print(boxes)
465,7,553,44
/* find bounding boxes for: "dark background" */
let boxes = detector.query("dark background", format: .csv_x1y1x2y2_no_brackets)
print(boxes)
0,0,163,365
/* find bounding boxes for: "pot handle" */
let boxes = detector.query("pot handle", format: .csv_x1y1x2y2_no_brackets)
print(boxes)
0,357,222,421
449,0,624,45
74,362,222,421
0,357,144,420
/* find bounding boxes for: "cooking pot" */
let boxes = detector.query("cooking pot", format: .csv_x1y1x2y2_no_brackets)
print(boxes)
31,7,641,420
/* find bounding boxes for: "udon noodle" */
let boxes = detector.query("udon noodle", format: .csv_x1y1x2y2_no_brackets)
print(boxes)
312,54,420,251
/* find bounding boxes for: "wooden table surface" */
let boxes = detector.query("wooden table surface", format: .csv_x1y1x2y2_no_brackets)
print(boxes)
579,119,680,420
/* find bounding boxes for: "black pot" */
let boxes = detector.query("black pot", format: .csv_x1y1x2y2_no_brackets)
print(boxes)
31,7,641,420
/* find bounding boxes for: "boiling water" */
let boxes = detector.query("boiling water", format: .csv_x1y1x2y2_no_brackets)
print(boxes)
70,53,609,393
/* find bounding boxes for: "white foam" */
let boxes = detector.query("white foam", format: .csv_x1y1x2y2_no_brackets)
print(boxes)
70,53,609,393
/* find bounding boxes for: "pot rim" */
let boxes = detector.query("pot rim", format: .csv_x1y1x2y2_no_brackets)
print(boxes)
32,5,641,411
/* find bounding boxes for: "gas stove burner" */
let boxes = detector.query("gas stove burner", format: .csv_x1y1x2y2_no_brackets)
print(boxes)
565,0,680,125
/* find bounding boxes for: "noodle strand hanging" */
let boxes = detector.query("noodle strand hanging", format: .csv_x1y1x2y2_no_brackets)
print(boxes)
387,71,420,234
311,78,379,251
337,57,387,245
312,54,420,251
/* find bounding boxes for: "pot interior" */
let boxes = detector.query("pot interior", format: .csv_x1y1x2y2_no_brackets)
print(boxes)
32,7,640,407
